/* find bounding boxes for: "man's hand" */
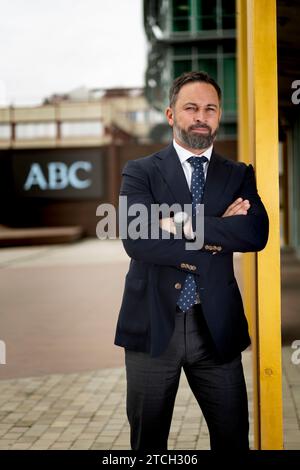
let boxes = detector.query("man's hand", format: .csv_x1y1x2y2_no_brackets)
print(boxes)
159,217,176,234
222,198,250,217
159,217,194,239
159,198,250,234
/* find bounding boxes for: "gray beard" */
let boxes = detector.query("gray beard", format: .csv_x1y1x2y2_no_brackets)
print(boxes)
174,122,217,150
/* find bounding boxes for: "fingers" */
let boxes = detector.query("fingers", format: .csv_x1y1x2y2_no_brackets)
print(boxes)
183,218,194,240
222,198,251,217
159,217,176,234
230,199,250,215
222,199,242,217
227,197,243,212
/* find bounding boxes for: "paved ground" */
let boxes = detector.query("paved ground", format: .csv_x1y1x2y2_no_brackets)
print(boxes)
0,357,252,450
0,240,299,450
0,240,128,378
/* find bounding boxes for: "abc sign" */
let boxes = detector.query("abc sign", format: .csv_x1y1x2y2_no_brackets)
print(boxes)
24,161,92,191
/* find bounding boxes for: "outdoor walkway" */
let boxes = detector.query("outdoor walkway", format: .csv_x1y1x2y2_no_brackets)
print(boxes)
0,240,299,450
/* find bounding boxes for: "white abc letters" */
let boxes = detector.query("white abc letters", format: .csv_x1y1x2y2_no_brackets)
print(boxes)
24,163,48,190
24,161,92,191
48,162,68,190
68,161,92,189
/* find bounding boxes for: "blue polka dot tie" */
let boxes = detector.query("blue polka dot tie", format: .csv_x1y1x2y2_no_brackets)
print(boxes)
177,155,208,312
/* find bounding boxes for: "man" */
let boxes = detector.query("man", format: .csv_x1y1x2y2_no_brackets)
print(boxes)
114,71,269,451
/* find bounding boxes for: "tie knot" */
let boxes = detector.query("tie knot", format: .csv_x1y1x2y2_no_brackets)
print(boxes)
187,155,208,169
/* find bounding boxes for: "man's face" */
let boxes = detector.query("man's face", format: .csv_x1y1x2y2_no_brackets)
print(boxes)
165,81,222,152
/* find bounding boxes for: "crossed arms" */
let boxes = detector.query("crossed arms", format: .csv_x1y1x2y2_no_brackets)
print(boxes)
119,160,269,275
160,197,252,239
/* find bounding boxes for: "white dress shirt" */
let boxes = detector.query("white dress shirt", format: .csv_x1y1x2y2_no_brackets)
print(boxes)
173,138,213,189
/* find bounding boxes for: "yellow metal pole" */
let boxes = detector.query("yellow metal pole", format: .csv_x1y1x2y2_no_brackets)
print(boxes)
236,0,259,450
248,0,283,449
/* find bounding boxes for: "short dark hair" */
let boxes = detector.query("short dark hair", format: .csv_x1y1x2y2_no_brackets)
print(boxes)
169,71,222,107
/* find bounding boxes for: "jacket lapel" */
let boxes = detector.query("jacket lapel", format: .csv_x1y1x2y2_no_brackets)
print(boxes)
202,150,233,215
155,144,233,215
154,143,192,206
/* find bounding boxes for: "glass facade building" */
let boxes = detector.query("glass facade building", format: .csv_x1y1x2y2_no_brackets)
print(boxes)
144,0,236,138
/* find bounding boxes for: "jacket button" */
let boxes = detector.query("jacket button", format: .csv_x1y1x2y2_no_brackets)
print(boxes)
174,282,182,290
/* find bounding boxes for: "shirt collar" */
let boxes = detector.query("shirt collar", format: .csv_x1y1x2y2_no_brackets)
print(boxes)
173,138,213,165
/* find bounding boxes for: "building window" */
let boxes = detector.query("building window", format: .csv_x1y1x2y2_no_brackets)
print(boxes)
223,56,236,113
172,0,191,32
61,121,103,138
15,123,56,140
218,122,237,139
174,59,193,77
221,0,235,29
171,0,235,33
197,58,218,81
0,124,11,139
126,109,164,124
172,42,236,115
196,0,217,31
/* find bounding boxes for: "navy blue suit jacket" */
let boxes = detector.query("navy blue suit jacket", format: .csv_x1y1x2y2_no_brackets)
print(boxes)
114,143,269,362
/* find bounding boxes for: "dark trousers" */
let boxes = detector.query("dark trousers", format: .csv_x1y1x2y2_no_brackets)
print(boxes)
125,305,249,451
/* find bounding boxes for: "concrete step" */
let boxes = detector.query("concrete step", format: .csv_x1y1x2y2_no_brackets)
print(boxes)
0,225,83,247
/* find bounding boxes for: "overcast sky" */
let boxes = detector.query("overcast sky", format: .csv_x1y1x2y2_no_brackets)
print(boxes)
0,0,147,105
